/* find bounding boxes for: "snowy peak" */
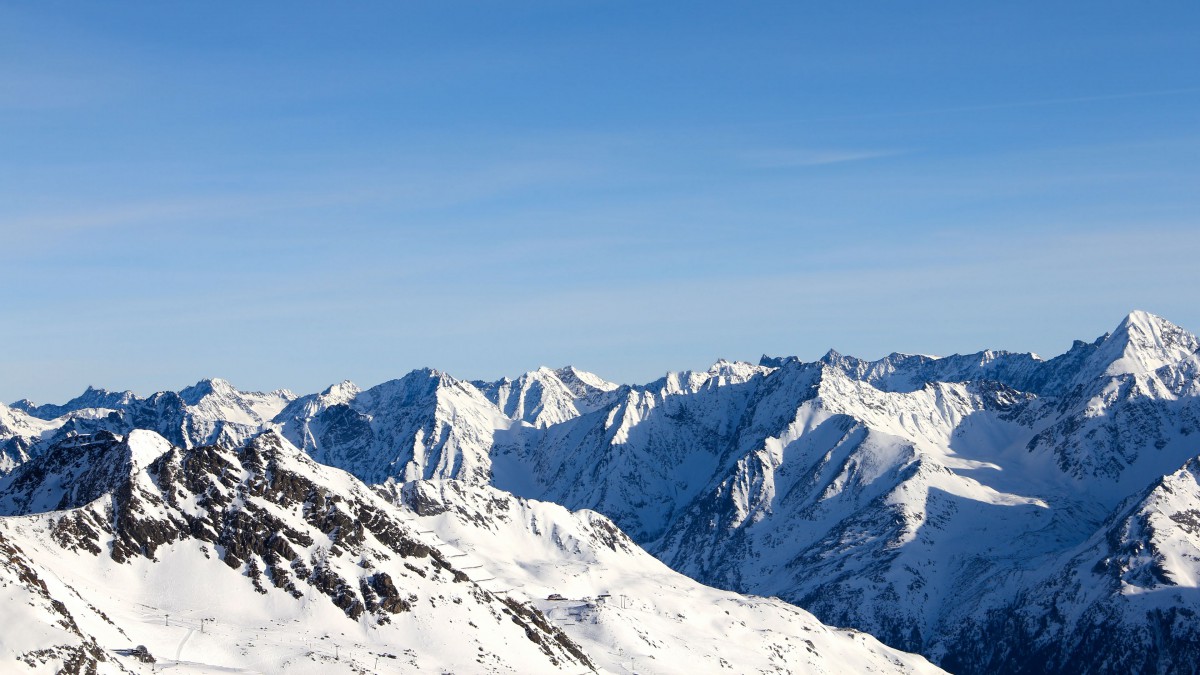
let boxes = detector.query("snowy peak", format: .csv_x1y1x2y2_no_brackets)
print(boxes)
949,452,1200,674
270,379,362,432
0,430,172,516
0,401,132,477
0,432,597,672
178,377,239,405
277,368,508,485
178,377,296,426
11,385,137,420
124,428,175,467
478,365,621,428
0,401,55,441
1094,456,1200,590
550,365,618,395
1092,310,1200,378
771,319,1179,398
319,379,361,404
768,347,1052,394
705,358,772,382
356,368,469,409
3,379,298,460
656,359,772,396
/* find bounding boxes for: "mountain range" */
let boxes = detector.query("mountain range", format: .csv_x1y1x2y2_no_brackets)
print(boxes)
2,310,1199,673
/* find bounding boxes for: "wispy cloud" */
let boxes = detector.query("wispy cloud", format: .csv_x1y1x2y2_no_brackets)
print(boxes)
739,148,905,169
0,156,601,248
797,87,1200,124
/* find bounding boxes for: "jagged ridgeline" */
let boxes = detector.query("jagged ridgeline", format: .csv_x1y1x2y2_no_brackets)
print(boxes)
3,310,1200,673
0,430,594,673
0,430,939,673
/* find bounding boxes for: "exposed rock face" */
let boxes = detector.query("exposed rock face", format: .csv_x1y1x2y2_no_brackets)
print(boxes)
941,457,1200,675
485,312,1200,673
1,379,297,475
473,366,621,429
0,529,118,674
378,478,945,674
0,430,594,672
275,369,508,485
6,311,1200,673
11,386,138,421
0,431,154,515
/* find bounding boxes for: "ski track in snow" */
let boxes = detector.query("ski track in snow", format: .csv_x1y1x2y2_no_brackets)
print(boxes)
175,627,194,662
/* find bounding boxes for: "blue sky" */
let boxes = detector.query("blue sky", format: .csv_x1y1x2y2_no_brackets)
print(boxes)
3,2,1199,403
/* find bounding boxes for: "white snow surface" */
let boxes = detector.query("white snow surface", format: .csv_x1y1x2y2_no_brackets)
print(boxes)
0,430,942,674
383,479,943,674
6,310,1200,673
475,366,621,428
0,431,595,673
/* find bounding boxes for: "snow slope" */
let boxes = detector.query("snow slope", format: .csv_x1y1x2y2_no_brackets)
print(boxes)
0,430,594,673
274,369,511,484
383,479,944,674
2,379,298,470
7,310,1200,673
474,367,621,429
489,311,1200,670
942,454,1200,674
0,526,128,674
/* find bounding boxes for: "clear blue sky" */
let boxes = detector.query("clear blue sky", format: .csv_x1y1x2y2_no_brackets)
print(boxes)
3,2,1199,403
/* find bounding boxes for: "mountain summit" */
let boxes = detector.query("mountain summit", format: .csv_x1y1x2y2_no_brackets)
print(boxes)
3,311,1200,673
1091,309,1200,378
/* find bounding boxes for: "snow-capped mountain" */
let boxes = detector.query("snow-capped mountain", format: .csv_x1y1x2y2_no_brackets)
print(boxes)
379,479,943,674
474,366,621,428
0,401,124,475
273,369,510,485
492,358,783,543
6,310,1200,673
629,312,1200,670
0,429,942,673
489,311,1200,672
0,525,121,673
0,403,54,474
0,430,595,673
11,385,138,420
2,378,297,463
941,453,1200,674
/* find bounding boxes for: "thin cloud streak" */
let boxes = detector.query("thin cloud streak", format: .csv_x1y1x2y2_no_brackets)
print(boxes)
0,158,601,248
790,86,1200,124
740,148,906,169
